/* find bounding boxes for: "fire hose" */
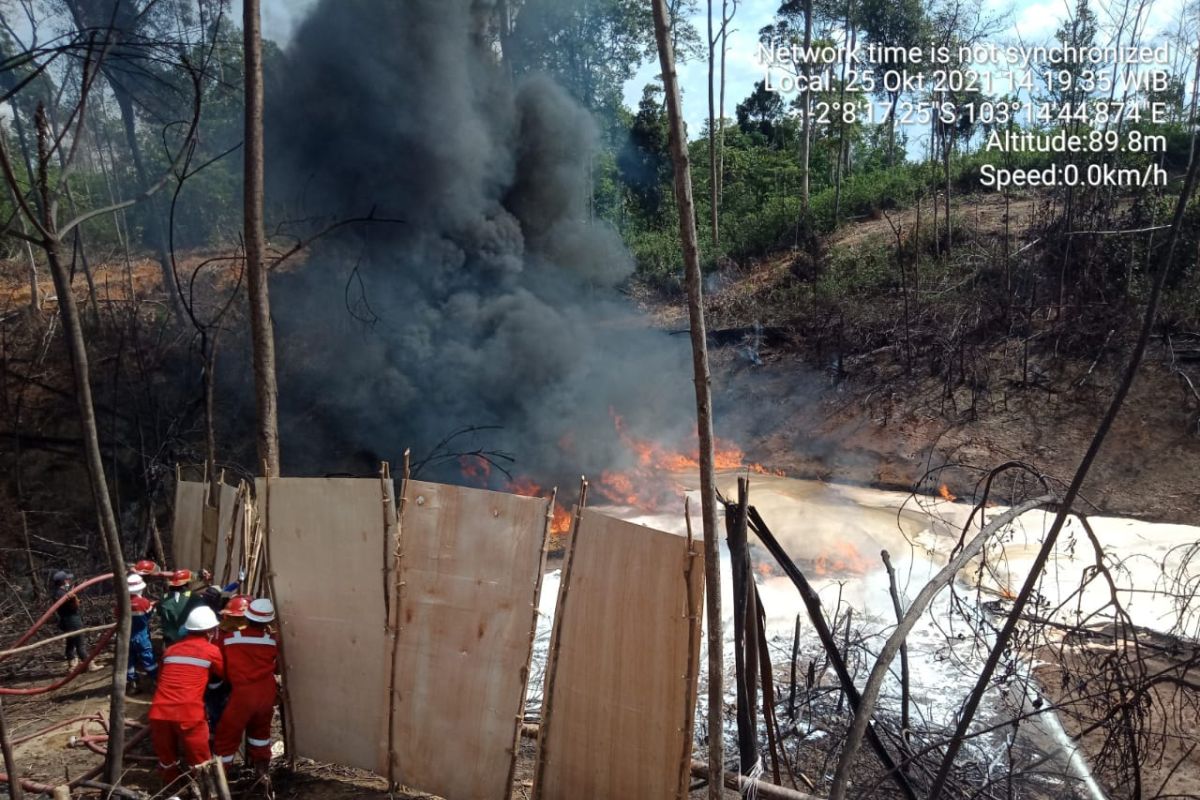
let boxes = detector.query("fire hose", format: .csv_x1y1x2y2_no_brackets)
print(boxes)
0,627,116,696
0,573,120,696
71,716,155,763
0,714,152,796
0,573,115,661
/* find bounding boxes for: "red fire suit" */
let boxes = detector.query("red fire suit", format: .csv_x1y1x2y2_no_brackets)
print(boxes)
148,634,225,784
212,625,278,766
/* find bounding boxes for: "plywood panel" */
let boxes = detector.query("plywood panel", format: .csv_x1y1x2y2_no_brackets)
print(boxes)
534,509,703,800
261,477,395,774
171,480,207,572
390,480,549,800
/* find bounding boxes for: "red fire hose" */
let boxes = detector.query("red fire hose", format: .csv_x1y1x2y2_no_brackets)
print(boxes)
0,626,116,696
71,716,156,762
0,572,116,660
1,716,153,794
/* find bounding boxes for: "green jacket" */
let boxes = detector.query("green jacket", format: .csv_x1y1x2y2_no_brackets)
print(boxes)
156,589,203,645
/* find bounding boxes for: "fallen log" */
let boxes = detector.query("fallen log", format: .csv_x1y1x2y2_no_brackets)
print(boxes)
689,759,821,800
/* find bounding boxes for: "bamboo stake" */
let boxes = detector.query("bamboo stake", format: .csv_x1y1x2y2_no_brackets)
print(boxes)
506,486,557,800
0,697,24,800
385,449,411,789
531,477,588,800
379,462,392,623
217,481,243,587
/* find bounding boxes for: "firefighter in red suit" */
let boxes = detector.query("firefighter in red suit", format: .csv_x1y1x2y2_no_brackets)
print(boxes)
213,597,278,779
148,605,224,789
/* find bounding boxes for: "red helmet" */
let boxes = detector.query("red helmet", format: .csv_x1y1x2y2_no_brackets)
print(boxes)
222,595,252,617
169,569,192,587
133,559,158,576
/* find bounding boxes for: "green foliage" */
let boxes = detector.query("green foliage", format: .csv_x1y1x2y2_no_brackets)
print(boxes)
508,0,656,114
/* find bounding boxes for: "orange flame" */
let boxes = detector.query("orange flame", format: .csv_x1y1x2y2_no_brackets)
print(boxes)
756,562,773,577
938,483,957,503
595,410,784,508
506,478,572,535
458,458,572,534
459,455,492,481
812,541,869,576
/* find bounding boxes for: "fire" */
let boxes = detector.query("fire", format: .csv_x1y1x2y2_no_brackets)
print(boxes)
458,410,784,520
458,458,572,535
595,410,784,508
506,478,573,535
459,456,491,481
756,562,773,577
812,541,869,576
938,483,957,502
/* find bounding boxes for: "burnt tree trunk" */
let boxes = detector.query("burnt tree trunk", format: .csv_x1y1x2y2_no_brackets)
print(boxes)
651,3,725,797
34,107,131,784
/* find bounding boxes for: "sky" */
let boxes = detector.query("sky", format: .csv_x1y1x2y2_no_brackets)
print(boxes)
242,0,1192,138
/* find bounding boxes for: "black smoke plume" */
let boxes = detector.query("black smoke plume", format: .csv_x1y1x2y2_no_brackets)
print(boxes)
243,0,693,487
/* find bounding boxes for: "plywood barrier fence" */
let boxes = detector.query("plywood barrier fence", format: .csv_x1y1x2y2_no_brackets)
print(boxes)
171,477,253,582
261,476,550,797
532,508,704,800
388,480,551,799
170,479,207,573
258,477,395,773
171,475,705,800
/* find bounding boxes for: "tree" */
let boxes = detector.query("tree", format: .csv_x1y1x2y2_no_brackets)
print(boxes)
617,83,672,222
62,0,189,315
651,4,724,799
858,0,925,164
508,0,657,113
0,27,203,784
736,80,785,143
243,0,279,478
779,0,814,209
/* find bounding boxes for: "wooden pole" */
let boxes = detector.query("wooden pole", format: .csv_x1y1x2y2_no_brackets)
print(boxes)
0,697,25,800
531,478,588,800
379,462,392,623
650,6,724,795
677,496,704,799
881,549,911,748
209,758,233,800
788,614,801,720
259,467,295,770
508,486,557,798
689,760,821,800
385,449,411,789
726,478,757,774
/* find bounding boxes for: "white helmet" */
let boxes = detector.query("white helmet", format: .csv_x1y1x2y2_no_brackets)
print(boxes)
245,598,276,624
183,605,219,632
126,574,146,595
